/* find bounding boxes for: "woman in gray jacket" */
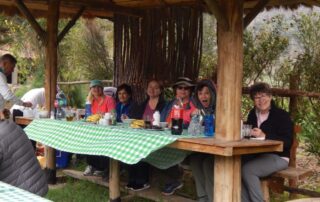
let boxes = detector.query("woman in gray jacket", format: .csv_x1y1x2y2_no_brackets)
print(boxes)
0,101,48,196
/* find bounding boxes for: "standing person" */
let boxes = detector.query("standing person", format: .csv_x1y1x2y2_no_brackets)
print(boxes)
115,83,134,122
0,54,32,108
189,79,216,202
83,80,116,178
242,82,293,202
10,87,45,120
126,79,167,191
0,96,48,196
160,77,197,196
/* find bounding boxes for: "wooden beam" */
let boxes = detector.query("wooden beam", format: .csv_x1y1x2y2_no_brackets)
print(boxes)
45,0,60,184
243,0,269,29
203,0,229,30
242,87,320,98
58,6,85,44
58,79,113,85
13,0,47,43
214,0,244,201
109,159,120,202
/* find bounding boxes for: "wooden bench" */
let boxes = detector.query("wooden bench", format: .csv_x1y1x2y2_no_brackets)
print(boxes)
261,125,313,202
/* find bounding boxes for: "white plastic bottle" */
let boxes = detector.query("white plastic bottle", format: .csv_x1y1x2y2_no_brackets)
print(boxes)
152,111,160,126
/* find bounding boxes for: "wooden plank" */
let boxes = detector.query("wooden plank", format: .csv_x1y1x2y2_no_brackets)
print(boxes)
15,116,33,126
169,138,283,156
58,6,85,44
203,0,229,30
13,0,47,43
242,87,320,98
243,0,269,28
109,159,120,201
63,169,196,202
272,167,313,181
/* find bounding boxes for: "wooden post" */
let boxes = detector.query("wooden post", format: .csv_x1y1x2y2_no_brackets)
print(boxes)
288,74,299,199
45,0,60,184
109,159,121,202
214,0,243,201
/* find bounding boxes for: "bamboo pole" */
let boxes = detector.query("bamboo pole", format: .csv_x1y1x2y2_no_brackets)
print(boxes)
45,0,60,184
214,0,243,201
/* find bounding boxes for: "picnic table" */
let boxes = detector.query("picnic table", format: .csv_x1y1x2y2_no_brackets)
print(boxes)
23,118,283,201
0,181,51,202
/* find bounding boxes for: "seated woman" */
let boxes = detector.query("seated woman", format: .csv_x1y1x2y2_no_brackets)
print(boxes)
126,79,166,191
242,82,293,202
115,83,134,122
83,80,116,177
161,77,197,128
189,79,216,202
160,77,197,196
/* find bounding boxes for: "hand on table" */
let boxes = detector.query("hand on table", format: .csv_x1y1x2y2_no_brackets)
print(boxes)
250,128,266,138
23,102,33,108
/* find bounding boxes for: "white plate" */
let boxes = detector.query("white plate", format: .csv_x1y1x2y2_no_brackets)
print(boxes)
250,137,265,140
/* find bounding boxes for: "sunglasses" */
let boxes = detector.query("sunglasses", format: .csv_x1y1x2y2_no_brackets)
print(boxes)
177,86,190,90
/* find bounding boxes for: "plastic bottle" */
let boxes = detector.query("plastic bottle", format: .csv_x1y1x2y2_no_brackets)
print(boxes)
110,110,117,125
204,114,215,137
50,110,55,120
85,100,92,119
171,104,183,135
188,113,201,136
152,111,160,126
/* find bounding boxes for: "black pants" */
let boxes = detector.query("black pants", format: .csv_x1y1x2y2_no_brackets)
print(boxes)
128,162,149,185
86,155,109,171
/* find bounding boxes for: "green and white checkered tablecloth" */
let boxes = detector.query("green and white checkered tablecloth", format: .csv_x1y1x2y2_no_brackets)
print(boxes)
0,181,51,202
25,119,197,169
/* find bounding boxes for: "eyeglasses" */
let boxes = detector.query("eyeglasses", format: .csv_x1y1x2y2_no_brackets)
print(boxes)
254,94,269,100
177,86,190,90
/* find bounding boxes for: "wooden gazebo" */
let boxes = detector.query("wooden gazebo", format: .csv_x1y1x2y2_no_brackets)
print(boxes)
1,0,319,201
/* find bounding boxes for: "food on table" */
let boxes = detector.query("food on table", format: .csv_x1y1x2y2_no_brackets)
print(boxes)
130,119,144,128
86,114,102,123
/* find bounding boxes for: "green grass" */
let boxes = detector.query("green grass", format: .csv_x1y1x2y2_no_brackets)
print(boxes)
46,177,109,202
46,177,153,202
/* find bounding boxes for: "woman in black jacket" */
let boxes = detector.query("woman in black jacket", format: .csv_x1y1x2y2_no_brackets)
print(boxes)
242,82,293,202
126,79,166,192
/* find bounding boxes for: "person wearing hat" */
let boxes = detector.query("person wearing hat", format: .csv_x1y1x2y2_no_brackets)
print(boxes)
161,77,197,127
83,79,116,178
160,77,197,196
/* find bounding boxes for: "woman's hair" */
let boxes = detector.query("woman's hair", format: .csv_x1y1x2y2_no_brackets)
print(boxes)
249,82,272,100
146,79,164,99
87,86,104,103
116,83,132,101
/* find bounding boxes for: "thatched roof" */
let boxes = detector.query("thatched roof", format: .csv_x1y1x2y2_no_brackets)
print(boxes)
0,0,319,19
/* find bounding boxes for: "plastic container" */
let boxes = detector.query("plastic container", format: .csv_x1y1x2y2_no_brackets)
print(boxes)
56,150,70,168
204,114,215,137
85,101,92,118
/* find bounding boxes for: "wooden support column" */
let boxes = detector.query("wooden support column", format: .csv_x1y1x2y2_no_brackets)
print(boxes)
214,0,243,202
109,159,121,202
288,74,300,199
45,0,60,184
